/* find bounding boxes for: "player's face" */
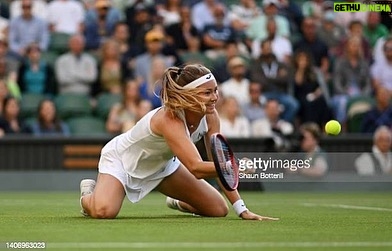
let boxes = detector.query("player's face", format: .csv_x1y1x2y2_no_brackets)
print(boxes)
196,80,219,114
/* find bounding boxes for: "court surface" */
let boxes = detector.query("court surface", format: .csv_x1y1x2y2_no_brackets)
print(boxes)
1,191,391,251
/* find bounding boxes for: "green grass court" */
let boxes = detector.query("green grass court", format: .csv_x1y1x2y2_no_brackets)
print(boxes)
1,191,392,251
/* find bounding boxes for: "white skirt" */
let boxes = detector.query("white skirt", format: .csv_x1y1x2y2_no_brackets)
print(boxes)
98,147,180,203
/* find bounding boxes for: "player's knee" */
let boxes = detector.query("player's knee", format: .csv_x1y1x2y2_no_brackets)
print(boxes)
210,202,229,217
92,204,119,219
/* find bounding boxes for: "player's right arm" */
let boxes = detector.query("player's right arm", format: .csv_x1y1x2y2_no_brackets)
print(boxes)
151,110,217,179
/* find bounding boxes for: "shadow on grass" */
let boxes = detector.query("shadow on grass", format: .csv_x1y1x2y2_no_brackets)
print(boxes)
66,214,240,221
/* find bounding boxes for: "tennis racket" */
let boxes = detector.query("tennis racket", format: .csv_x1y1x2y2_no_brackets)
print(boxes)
210,133,239,191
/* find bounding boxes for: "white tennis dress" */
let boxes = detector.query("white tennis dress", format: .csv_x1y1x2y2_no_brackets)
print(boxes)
99,107,208,202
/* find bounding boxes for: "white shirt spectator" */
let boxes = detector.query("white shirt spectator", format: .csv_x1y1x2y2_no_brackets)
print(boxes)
251,36,292,62
335,11,367,30
371,59,392,92
220,116,251,138
47,0,85,34
191,0,229,32
220,78,250,106
10,0,48,20
227,1,261,28
355,146,392,175
251,118,293,137
373,36,388,64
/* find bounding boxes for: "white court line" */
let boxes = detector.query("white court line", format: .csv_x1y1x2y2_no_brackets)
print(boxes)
302,203,392,212
47,242,392,249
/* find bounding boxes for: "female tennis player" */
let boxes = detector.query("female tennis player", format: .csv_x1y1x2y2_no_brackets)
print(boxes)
80,64,278,221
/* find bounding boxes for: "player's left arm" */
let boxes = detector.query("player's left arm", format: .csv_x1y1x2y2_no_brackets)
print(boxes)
204,111,279,221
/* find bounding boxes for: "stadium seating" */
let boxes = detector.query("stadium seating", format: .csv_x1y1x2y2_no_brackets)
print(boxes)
66,116,107,136
346,96,375,133
94,93,122,120
19,93,46,119
55,94,92,120
48,32,71,54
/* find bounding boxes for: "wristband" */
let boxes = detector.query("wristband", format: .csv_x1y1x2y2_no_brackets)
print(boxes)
233,199,248,216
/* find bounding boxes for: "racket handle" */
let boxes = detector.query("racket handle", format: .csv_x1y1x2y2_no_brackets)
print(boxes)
233,199,248,216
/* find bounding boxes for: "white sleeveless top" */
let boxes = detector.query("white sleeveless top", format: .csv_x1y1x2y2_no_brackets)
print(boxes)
106,107,208,179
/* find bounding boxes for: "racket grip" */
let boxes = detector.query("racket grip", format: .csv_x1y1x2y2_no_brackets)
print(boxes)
233,199,248,216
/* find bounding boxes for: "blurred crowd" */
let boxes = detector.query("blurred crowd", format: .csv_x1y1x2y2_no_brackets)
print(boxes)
0,0,391,142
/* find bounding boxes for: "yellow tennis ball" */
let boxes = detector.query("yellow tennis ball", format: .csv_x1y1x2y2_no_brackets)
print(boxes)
325,120,341,135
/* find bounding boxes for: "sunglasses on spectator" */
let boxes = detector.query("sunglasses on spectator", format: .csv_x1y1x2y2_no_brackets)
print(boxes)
22,5,32,9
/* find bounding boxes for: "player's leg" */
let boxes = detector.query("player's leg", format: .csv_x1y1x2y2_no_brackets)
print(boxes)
157,165,228,217
81,173,125,219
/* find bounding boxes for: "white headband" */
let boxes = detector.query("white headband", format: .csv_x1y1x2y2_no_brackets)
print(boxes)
183,73,215,89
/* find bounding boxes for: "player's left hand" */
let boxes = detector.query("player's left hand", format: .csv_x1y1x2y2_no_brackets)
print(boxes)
240,210,279,221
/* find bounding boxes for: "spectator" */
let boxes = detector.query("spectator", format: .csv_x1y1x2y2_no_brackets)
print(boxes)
134,29,174,84
0,37,19,73
361,87,392,134
0,17,8,41
249,38,298,122
373,34,391,65
251,17,293,64
294,17,329,78
291,50,332,127
95,39,125,95
125,1,156,51
211,40,248,83
156,0,183,27
242,82,266,123
219,96,250,138
111,21,138,80
178,36,211,68
246,0,290,42
55,34,98,95
84,0,122,51
139,56,165,108
363,12,389,49
291,122,328,177
136,99,153,120
29,99,70,136
8,0,49,57
17,43,56,96
165,6,199,54
47,0,85,35
219,57,250,106
277,0,303,36
0,58,20,99
301,0,332,25
106,79,140,134
227,0,261,33
10,0,48,20
336,20,372,63
317,11,345,59
0,79,8,115
355,126,392,175
0,96,31,137
331,36,371,124
201,3,236,59
251,99,293,150
334,0,367,29
191,0,228,32
371,36,392,94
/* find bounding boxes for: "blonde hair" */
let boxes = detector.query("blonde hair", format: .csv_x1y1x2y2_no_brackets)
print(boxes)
160,64,212,115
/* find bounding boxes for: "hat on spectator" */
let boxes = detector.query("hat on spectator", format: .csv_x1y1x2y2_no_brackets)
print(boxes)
145,30,164,42
95,0,111,9
262,0,280,7
228,56,246,68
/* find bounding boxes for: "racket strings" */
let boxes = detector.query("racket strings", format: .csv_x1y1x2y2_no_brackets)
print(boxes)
215,141,235,185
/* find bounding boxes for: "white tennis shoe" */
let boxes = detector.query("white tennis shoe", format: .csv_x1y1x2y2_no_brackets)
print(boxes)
166,197,190,213
80,179,96,216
